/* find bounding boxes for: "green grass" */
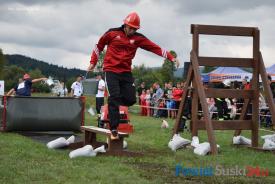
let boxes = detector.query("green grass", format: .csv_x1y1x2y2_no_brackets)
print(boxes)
1,96,275,183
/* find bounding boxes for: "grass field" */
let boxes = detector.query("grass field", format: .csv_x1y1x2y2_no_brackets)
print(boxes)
1,96,275,183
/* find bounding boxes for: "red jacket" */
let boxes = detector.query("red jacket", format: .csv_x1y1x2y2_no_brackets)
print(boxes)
90,25,175,73
172,88,183,101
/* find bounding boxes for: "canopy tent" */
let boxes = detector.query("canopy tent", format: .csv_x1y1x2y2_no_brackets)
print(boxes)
267,64,275,75
208,67,252,82
266,64,275,82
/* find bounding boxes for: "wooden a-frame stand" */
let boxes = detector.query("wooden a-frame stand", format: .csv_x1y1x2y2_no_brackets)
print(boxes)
173,24,275,155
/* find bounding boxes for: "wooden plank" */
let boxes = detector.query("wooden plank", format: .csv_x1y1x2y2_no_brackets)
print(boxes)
259,52,275,129
205,88,254,99
192,24,199,55
81,126,129,137
190,25,200,137
191,24,255,36
191,50,218,154
198,57,253,67
251,29,260,148
107,137,124,151
234,99,250,136
191,80,199,137
172,65,193,135
196,120,253,130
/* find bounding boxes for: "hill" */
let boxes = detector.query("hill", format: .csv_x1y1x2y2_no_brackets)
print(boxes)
4,54,86,80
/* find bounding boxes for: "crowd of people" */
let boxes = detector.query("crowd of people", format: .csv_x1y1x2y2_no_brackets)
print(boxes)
137,81,187,118
137,75,275,128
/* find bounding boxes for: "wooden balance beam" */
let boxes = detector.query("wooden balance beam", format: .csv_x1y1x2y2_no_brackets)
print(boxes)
69,126,142,157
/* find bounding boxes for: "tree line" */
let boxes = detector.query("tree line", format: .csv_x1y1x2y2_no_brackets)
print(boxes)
0,49,87,92
0,48,185,93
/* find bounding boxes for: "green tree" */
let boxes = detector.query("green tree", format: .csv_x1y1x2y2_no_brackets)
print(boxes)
0,49,5,79
29,68,50,93
3,65,25,91
132,64,148,84
66,77,76,93
202,66,216,73
95,50,106,73
160,50,177,83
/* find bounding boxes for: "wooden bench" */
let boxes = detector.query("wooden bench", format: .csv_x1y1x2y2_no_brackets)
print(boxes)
67,126,143,156
80,126,143,156
69,126,143,157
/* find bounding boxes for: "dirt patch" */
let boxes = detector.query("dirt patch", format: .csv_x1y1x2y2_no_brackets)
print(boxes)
125,161,203,184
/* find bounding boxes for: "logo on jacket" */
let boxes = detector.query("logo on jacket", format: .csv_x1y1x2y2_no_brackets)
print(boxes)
115,35,121,39
130,39,135,44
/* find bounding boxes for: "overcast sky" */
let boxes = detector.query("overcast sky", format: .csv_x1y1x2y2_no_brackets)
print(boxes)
0,0,275,70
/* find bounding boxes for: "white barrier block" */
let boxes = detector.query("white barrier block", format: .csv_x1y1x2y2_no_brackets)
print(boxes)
67,135,75,144
240,136,251,145
161,120,169,129
47,137,69,149
191,136,199,148
168,134,191,152
94,145,106,153
123,140,128,149
263,139,275,150
261,134,275,142
233,136,251,145
194,142,220,156
69,145,96,158
233,136,241,144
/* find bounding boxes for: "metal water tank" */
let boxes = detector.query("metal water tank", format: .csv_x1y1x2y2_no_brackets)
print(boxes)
82,78,98,96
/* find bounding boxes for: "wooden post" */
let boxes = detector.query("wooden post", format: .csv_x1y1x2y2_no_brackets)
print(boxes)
191,51,218,154
191,81,199,137
234,99,250,136
259,53,275,128
251,29,260,147
173,24,273,154
172,66,193,135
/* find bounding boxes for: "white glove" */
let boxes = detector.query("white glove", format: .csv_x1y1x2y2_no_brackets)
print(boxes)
172,58,180,68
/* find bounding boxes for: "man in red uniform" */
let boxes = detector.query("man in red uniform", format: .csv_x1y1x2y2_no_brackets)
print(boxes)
87,12,180,140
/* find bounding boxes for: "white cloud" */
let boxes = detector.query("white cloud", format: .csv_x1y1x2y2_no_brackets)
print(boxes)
0,0,275,70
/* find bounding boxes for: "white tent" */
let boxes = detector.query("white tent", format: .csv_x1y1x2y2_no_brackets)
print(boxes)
208,67,252,82
267,64,275,81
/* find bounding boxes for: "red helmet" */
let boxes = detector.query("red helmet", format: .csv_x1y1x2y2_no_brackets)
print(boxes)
23,73,30,80
123,12,140,29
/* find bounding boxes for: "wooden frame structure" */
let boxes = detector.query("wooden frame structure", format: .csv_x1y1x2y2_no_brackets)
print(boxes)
173,24,275,155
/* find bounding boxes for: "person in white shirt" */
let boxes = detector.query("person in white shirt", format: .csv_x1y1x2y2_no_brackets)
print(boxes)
58,81,68,97
96,74,105,114
70,75,83,97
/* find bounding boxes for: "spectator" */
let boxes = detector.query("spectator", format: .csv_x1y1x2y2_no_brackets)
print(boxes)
149,86,154,116
214,81,229,120
70,74,83,97
140,89,147,116
166,83,175,118
157,98,167,117
172,83,183,117
241,77,252,115
145,89,151,116
7,74,47,96
95,74,105,114
152,83,164,117
57,81,68,97
137,82,146,104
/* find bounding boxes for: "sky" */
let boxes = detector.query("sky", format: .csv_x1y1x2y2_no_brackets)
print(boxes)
0,0,275,70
